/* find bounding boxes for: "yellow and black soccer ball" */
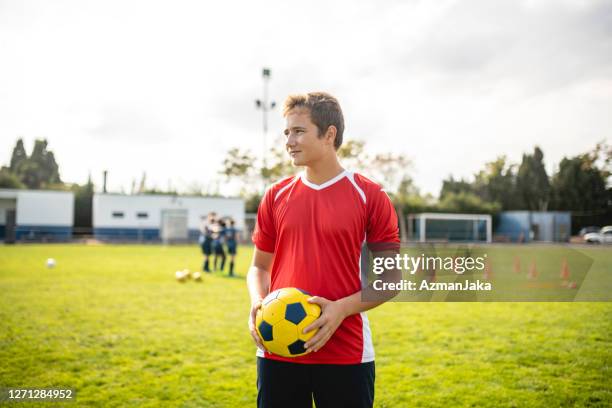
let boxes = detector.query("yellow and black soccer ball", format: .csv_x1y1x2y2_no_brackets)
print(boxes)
256,287,321,357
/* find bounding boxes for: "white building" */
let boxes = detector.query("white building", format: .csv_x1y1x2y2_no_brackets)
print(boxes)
93,193,245,242
0,189,74,242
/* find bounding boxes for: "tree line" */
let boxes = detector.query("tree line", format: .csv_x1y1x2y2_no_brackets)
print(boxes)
0,138,93,231
0,139,62,189
2,137,610,234
221,139,611,233
438,145,610,213
434,144,611,233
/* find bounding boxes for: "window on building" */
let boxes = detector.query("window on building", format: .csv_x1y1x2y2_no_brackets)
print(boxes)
137,212,148,219
112,211,124,218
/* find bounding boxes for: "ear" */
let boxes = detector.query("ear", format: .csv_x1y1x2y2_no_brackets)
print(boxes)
325,126,337,147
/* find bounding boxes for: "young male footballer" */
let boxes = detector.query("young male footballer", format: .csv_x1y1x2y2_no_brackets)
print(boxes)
247,92,400,408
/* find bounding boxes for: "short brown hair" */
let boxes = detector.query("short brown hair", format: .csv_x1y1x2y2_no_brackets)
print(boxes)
283,92,344,150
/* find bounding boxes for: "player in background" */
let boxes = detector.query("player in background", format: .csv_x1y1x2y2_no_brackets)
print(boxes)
224,218,238,276
199,212,216,273
247,92,400,408
212,218,227,272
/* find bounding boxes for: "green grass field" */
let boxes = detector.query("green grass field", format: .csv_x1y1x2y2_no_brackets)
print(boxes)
0,244,610,407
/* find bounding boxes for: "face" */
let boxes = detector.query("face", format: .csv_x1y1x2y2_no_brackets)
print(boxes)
284,109,335,167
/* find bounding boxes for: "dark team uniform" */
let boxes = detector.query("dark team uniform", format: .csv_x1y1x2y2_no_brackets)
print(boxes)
199,224,213,256
225,225,238,276
212,223,226,271
225,226,238,255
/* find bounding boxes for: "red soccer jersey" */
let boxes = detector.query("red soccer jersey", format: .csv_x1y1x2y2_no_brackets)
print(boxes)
252,170,400,364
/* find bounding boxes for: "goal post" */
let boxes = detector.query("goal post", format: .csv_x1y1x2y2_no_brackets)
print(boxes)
160,209,189,244
408,213,492,243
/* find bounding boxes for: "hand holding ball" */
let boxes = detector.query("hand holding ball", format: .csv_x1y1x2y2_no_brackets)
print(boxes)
255,287,321,357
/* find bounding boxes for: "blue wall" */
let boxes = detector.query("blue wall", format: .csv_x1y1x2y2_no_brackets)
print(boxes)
495,211,571,242
94,228,202,242
13,225,72,241
94,228,160,241
496,212,531,242
552,212,571,242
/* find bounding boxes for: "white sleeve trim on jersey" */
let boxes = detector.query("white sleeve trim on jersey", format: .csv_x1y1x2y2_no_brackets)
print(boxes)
346,171,367,204
274,175,300,202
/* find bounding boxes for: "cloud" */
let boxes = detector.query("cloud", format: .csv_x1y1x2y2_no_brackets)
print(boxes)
85,107,171,142
0,0,610,195
390,0,612,94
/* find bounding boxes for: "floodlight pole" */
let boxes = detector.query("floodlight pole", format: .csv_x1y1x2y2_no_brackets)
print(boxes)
255,68,276,189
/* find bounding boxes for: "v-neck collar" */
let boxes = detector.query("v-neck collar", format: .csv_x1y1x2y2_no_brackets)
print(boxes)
299,170,348,191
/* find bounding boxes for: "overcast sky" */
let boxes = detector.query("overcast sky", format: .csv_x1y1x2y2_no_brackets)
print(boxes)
1,0,610,196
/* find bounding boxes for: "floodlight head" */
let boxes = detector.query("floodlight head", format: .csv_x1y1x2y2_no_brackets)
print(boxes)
262,68,271,78
271,101,276,109
255,99,262,108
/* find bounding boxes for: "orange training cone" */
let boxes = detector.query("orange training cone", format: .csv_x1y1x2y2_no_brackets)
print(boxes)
560,258,570,287
528,260,538,280
483,259,492,280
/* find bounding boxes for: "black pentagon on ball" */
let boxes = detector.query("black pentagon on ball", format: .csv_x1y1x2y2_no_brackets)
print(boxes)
297,288,311,295
288,339,307,355
285,302,307,325
258,320,273,341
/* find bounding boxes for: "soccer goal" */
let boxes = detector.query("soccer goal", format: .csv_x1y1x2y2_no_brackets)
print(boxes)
160,209,189,244
407,213,492,243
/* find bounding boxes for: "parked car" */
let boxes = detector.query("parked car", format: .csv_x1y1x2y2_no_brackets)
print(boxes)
579,226,601,237
584,226,612,244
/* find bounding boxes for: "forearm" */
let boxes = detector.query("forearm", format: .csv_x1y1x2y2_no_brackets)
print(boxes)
247,265,270,303
336,291,386,318
302,254,400,353
337,255,401,318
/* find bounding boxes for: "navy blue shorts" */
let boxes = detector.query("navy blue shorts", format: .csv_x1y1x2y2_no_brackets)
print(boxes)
213,241,225,255
226,240,237,255
257,357,374,408
200,239,212,256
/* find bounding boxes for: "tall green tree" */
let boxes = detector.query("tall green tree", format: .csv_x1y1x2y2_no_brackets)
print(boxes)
438,191,501,214
31,139,61,184
9,139,62,189
473,156,519,210
550,144,610,211
516,146,550,211
440,176,474,199
9,139,27,172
